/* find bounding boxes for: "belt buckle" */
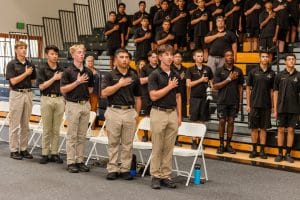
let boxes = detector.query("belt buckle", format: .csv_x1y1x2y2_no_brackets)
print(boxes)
50,94,56,98
79,100,86,105
166,108,173,112
121,105,128,109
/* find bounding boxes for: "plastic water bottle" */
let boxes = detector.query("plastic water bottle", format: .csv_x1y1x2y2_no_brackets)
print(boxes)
130,154,137,177
194,164,201,185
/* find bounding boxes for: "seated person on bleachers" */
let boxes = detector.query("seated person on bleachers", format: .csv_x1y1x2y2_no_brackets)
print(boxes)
170,0,189,51
191,0,211,62
155,20,175,47
132,1,150,32
259,1,277,58
244,0,262,52
104,11,123,69
246,51,275,159
133,17,152,62
186,49,213,149
213,49,244,155
117,3,131,46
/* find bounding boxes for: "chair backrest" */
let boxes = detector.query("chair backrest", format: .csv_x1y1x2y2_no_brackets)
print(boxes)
134,117,150,141
31,104,41,116
178,122,206,138
0,101,9,112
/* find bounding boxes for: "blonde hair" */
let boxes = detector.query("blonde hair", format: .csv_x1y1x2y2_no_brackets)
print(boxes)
14,41,27,49
69,44,86,55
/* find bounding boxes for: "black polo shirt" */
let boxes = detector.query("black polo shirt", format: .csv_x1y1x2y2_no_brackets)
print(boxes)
149,5,160,21
244,0,262,30
134,27,152,60
6,58,36,89
117,12,131,35
172,64,187,98
155,30,174,45
170,6,189,36
36,63,64,96
274,69,300,114
186,65,213,98
192,8,211,37
140,64,158,96
210,4,224,29
101,68,141,106
247,65,275,108
153,10,171,31
259,11,277,38
148,66,181,109
104,21,121,48
133,11,150,27
214,65,244,105
273,0,289,29
206,29,237,57
60,64,94,102
224,1,242,31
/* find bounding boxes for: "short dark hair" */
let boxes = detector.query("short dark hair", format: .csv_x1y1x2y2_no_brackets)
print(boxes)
161,0,169,5
157,44,174,56
45,45,59,54
118,3,126,8
193,49,204,56
259,50,270,56
224,49,233,55
109,11,116,16
216,15,225,21
162,19,171,24
139,1,146,5
285,53,296,60
114,48,129,57
174,50,182,56
141,16,149,21
147,50,157,57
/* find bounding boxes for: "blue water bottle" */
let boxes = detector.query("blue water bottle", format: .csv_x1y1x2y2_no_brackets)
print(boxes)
194,164,201,185
130,154,137,177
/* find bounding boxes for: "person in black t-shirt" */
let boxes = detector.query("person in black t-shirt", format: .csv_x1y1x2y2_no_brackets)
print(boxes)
213,49,244,154
132,1,150,34
149,0,161,49
273,53,300,163
191,0,211,61
153,0,172,33
187,0,198,49
155,20,175,46
134,17,152,62
273,0,289,53
246,52,275,159
244,0,262,52
286,0,299,45
224,0,242,35
117,3,131,47
186,49,213,149
104,11,123,69
259,1,277,55
170,0,189,51
210,0,224,30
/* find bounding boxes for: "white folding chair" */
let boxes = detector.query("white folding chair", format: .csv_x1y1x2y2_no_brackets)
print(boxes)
133,117,152,164
173,122,208,186
0,101,10,142
85,120,109,165
59,111,97,153
28,104,43,153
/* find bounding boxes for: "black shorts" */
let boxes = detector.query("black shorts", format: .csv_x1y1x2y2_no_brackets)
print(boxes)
107,46,120,56
190,97,210,121
289,15,299,27
194,36,207,49
174,35,187,48
248,108,271,129
141,95,152,116
245,29,260,38
217,104,238,119
277,113,299,128
260,37,276,52
277,28,288,41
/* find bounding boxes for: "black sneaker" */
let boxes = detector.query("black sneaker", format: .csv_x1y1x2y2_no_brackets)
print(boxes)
249,150,258,158
151,177,161,189
106,172,119,180
20,150,33,159
49,154,63,164
285,154,294,163
259,150,268,159
191,140,198,150
216,145,225,154
67,164,79,173
226,145,236,154
160,178,176,188
39,155,49,164
76,163,90,172
10,151,23,160
274,154,283,162
119,172,133,180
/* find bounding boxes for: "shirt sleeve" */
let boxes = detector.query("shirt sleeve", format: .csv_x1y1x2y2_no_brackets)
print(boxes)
133,76,142,97
5,61,16,80
60,68,70,86
185,67,192,80
29,62,37,80
148,72,159,91
213,68,222,84
208,67,214,80
101,72,112,90
36,66,46,86
88,70,94,88
237,70,244,85
273,73,280,91
246,70,253,86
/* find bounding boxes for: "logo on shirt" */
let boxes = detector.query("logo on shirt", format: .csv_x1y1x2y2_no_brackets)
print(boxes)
267,73,272,79
294,77,298,82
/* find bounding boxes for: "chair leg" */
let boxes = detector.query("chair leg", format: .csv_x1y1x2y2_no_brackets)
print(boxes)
202,151,208,181
174,156,180,176
85,142,96,165
58,137,65,153
186,153,199,186
30,133,42,154
142,153,152,178
138,150,144,164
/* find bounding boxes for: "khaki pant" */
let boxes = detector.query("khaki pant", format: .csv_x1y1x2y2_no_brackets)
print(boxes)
207,55,225,75
105,107,137,173
9,90,33,152
65,101,90,165
41,96,65,155
150,108,178,179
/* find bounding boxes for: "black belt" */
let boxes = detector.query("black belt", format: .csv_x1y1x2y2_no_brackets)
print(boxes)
109,105,134,110
152,106,175,112
12,88,32,93
42,93,62,98
69,100,88,105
